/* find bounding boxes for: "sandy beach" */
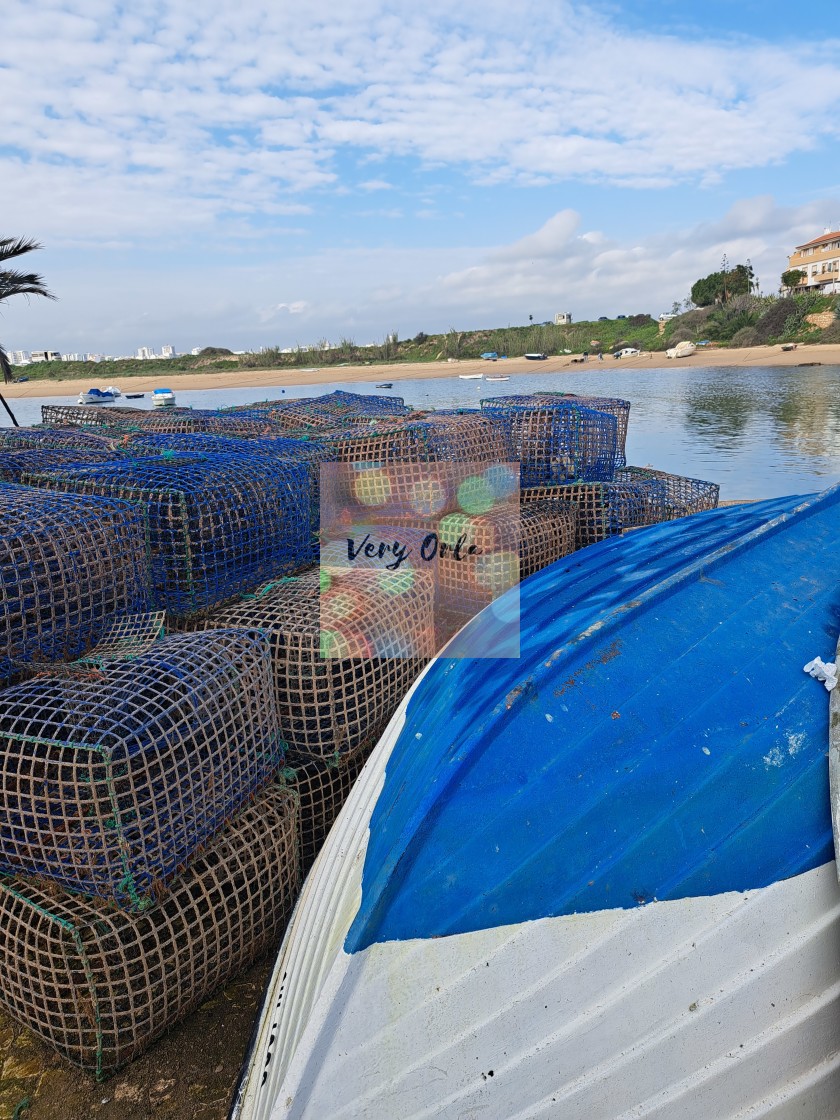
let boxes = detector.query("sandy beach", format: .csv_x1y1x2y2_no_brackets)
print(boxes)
5,343,840,399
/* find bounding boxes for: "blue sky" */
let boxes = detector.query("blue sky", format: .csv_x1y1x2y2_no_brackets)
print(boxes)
2,0,840,355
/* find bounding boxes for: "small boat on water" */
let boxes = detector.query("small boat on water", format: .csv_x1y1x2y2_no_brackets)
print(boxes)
458,373,483,380
233,485,840,1120
124,392,145,399
152,387,176,408
484,375,510,381
77,387,116,404
375,383,393,389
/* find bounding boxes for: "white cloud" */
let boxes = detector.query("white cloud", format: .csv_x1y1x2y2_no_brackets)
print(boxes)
358,179,393,191
2,1,840,244
6,195,835,355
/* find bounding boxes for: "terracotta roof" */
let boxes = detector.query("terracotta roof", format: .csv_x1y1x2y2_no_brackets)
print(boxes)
794,232,840,251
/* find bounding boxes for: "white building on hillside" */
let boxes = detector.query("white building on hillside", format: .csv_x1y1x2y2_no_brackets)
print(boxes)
555,312,572,325
8,351,30,365
161,345,175,358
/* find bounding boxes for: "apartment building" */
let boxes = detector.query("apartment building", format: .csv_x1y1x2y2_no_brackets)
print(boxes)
787,230,840,293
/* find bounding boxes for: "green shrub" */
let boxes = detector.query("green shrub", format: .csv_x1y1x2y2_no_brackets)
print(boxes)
730,327,760,348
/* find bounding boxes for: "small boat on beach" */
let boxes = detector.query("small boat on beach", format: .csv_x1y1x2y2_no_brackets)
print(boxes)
524,351,548,360
666,340,697,359
152,387,176,408
233,485,840,1120
77,387,116,404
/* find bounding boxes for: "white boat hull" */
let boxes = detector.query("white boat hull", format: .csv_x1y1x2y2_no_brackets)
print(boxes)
233,683,840,1120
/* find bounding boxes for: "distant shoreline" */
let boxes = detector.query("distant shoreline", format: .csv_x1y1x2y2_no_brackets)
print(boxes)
5,343,840,399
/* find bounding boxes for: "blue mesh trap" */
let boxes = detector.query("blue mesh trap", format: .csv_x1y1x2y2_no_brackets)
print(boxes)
0,483,151,683
534,393,631,469
0,427,115,451
27,453,311,616
480,398,618,487
0,448,128,483
0,629,283,909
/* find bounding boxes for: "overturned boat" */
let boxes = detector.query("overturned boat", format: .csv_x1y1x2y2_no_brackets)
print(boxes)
233,486,840,1120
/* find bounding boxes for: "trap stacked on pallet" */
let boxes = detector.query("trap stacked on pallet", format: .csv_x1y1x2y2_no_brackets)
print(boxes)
0,427,116,451
480,397,618,487
615,466,720,519
0,782,299,1077
0,484,150,684
534,393,631,469
28,453,310,617
185,568,434,864
323,413,510,519
0,447,128,483
0,629,282,908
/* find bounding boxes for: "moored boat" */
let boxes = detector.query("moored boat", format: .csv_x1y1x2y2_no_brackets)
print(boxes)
152,387,176,407
77,387,116,404
233,486,840,1120
458,373,483,380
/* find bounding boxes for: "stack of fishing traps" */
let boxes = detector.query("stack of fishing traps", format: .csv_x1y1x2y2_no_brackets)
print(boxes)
0,386,720,1081
480,394,719,545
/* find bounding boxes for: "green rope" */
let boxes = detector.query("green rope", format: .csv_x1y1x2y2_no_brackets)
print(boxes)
12,1097,31,1120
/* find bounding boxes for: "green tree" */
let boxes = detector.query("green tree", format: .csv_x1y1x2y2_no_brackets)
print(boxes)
0,238,56,384
691,263,754,307
781,269,806,291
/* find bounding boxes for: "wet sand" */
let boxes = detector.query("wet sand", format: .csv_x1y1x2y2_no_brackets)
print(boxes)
5,344,840,400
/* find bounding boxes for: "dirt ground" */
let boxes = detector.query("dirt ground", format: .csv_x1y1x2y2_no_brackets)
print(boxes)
0,954,272,1120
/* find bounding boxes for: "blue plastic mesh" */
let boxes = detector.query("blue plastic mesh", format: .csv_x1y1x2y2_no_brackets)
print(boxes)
480,399,618,486
0,427,115,450
0,448,128,483
0,629,283,909
0,483,151,683
27,453,311,616
535,393,631,469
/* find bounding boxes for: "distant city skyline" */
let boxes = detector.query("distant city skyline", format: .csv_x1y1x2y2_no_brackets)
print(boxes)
3,0,840,355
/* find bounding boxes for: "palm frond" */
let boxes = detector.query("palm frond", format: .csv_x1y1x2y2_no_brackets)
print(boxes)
0,268,57,303
0,237,44,264
0,344,13,386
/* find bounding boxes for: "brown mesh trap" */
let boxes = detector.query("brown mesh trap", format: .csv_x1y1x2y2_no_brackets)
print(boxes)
184,568,434,760
390,501,577,616
0,483,151,684
284,742,373,874
522,481,667,547
614,466,720,519
0,782,300,1078
0,629,282,908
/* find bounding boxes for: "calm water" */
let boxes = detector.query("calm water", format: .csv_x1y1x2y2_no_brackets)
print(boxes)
6,363,840,500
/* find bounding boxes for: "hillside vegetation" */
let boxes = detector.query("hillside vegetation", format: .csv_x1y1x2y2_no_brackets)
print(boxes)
12,294,840,381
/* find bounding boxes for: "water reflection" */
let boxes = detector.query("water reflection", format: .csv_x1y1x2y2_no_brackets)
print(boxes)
6,364,840,500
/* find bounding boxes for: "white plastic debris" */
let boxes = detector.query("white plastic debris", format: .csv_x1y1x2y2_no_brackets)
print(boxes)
803,656,839,691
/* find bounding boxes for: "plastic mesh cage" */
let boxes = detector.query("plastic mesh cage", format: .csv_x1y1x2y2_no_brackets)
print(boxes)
534,393,631,469
119,431,334,558
285,743,373,874
0,428,116,451
391,502,577,614
480,399,617,487
28,453,311,616
615,466,720,519
522,481,668,547
0,448,128,483
0,629,283,908
41,405,153,429
243,390,411,431
0,782,299,1078
183,568,434,760
0,484,151,684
